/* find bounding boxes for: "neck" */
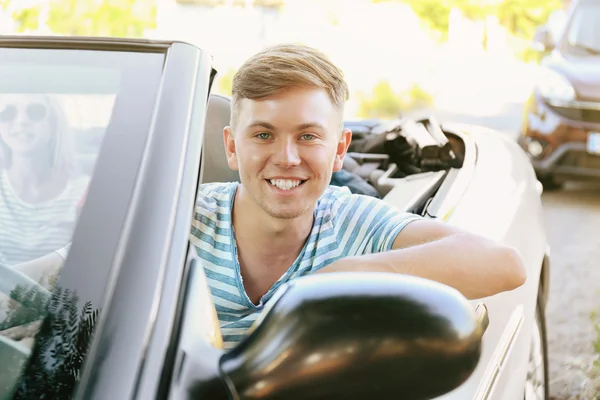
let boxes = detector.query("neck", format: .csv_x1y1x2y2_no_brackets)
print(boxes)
233,186,314,252
7,155,53,187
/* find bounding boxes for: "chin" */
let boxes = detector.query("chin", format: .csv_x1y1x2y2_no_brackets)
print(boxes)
261,202,312,220
264,208,306,220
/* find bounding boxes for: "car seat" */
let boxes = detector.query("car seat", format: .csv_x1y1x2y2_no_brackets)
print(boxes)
200,94,240,183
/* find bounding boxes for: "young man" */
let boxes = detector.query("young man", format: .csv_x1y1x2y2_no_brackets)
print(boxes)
12,44,526,350
191,44,526,349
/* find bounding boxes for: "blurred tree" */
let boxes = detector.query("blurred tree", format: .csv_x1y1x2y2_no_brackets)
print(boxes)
494,0,562,40
216,68,237,96
7,0,155,37
358,81,433,119
358,81,403,119
373,0,562,42
372,0,488,41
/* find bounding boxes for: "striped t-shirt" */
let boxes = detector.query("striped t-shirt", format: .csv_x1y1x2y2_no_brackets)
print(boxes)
191,182,423,350
0,171,88,266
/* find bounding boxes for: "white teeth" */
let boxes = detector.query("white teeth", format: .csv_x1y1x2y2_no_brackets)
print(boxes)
269,179,302,191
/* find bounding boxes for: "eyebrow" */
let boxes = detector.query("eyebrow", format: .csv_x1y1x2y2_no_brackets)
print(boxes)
246,121,326,131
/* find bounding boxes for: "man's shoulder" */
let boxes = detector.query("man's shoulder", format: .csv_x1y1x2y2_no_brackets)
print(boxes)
319,184,353,203
197,182,237,203
198,181,238,195
318,184,415,228
318,185,380,211
195,182,237,219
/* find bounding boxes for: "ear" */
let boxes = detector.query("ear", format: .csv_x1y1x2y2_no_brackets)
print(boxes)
224,126,239,171
332,128,352,172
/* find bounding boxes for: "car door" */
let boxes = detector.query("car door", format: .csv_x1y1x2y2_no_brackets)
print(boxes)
0,37,215,400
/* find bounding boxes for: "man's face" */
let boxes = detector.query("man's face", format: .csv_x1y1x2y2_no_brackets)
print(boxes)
224,86,352,220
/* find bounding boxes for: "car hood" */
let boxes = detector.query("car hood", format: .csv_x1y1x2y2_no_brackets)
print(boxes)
545,51,600,101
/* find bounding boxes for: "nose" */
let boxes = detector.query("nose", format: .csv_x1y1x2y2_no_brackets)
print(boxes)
271,137,301,168
13,109,30,127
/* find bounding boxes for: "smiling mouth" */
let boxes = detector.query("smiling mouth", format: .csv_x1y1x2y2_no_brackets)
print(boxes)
267,179,307,191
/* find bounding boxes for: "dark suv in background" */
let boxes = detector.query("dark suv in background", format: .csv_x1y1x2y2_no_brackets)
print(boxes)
519,0,600,189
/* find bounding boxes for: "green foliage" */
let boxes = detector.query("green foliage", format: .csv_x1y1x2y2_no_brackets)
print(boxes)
216,68,237,97
358,81,403,119
495,0,562,40
373,0,489,41
587,311,600,396
373,0,563,43
11,7,40,32
593,311,600,354
0,284,50,331
400,84,434,109
0,284,98,398
9,0,156,37
13,287,100,399
358,81,433,119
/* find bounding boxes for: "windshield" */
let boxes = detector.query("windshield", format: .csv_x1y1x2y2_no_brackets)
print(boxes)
0,46,164,399
562,0,600,55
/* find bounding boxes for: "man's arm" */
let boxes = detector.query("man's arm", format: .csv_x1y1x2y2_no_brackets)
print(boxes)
317,219,527,300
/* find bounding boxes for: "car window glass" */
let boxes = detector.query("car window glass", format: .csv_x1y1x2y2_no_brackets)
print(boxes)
0,46,164,399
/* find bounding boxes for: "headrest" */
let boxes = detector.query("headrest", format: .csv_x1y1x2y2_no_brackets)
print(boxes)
200,94,240,184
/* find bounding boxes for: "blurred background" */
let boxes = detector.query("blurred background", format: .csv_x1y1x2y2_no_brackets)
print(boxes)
0,0,562,134
1,1,598,399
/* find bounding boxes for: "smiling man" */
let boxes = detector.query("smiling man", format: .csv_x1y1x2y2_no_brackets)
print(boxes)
190,44,527,349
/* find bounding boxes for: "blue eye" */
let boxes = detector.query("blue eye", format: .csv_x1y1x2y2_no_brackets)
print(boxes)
256,132,271,140
300,134,315,140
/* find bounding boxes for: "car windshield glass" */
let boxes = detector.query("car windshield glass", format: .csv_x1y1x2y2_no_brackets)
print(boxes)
563,0,600,55
0,45,164,399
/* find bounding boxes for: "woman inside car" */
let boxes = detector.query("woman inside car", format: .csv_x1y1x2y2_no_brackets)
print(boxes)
0,93,88,267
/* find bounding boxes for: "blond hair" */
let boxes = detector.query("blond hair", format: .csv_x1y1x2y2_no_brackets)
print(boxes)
230,43,349,128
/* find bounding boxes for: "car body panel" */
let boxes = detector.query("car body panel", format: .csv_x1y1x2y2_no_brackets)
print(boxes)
432,124,547,400
545,52,600,101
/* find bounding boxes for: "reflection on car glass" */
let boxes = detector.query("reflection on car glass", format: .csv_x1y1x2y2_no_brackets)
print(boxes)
0,44,165,400
0,92,106,400
0,66,114,399
8,284,100,400
0,93,116,268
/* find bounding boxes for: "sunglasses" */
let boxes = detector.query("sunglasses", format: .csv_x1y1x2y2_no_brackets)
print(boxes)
0,103,48,123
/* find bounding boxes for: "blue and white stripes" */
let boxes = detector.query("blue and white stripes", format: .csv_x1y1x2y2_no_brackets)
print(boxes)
191,182,422,349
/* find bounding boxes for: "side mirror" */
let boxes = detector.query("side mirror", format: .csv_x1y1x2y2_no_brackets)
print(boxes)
220,272,486,400
532,25,555,52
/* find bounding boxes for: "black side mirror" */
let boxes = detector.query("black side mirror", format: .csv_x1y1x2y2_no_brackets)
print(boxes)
532,25,555,52
220,272,486,400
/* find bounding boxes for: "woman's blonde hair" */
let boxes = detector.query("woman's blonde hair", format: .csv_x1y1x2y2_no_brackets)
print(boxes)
230,43,349,129
0,93,76,177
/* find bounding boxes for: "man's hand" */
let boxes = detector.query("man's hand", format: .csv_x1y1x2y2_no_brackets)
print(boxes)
317,219,526,300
